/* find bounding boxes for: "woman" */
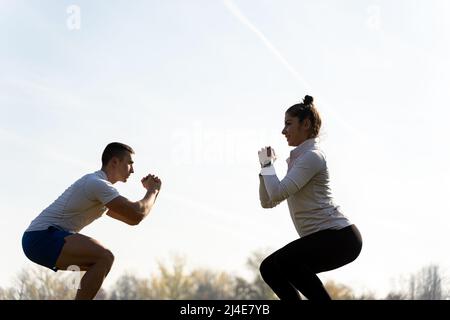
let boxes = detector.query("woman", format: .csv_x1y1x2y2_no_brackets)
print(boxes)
258,95,362,300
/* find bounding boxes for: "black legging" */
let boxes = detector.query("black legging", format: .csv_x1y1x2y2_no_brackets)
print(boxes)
260,224,362,300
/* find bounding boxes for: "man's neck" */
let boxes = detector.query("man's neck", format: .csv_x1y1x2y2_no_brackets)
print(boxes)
101,167,117,184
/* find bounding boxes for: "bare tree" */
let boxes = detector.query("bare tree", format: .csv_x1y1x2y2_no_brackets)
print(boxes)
408,274,417,300
0,287,16,300
107,251,278,300
415,264,443,300
6,266,79,300
384,291,407,300
232,249,277,300
189,269,235,299
146,255,194,299
94,287,108,300
233,276,260,299
390,264,446,300
356,291,378,300
109,273,141,300
324,280,355,300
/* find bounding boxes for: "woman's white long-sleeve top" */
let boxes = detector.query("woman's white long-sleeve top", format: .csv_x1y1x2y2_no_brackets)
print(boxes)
259,138,351,237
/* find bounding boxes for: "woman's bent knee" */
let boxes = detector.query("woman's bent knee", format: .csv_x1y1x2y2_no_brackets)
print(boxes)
260,255,277,279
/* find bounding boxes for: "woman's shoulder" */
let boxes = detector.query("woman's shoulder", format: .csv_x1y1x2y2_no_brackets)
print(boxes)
304,148,326,162
292,149,327,169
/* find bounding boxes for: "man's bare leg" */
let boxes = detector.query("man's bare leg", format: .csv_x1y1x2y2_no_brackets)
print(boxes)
55,233,114,300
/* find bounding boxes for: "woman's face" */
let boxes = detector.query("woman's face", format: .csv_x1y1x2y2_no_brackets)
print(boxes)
282,113,310,147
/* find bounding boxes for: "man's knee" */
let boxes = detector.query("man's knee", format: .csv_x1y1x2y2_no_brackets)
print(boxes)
99,249,115,267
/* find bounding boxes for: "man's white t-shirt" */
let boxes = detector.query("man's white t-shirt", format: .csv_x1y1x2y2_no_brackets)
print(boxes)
26,170,120,233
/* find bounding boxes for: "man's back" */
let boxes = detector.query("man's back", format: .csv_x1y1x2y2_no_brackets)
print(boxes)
26,170,119,233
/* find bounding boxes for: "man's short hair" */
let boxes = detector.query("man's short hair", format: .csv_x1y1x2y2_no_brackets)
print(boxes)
101,142,134,167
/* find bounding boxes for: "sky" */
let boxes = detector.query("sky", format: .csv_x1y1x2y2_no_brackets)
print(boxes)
1,0,450,298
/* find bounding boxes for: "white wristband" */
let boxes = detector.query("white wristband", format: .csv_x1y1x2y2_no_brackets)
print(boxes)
260,165,276,176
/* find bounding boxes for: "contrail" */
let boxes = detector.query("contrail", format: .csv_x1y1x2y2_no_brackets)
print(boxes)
223,0,312,92
223,0,363,138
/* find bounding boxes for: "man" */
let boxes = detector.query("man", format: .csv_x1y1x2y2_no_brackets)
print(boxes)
22,142,161,300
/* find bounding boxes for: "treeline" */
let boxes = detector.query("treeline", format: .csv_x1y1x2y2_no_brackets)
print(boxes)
0,251,448,300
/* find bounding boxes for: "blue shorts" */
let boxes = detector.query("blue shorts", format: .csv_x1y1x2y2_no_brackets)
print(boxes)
22,226,74,272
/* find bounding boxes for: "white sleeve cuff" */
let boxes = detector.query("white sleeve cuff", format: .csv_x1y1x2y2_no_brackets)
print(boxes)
260,165,276,176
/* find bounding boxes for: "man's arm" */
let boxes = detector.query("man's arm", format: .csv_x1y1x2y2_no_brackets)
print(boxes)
105,175,161,226
106,207,137,225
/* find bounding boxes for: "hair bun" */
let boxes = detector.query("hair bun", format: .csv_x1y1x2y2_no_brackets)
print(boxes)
303,95,314,105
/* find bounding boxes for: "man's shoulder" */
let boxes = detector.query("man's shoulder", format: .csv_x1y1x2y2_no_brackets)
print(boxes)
83,171,108,183
77,171,110,192
83,171,120,202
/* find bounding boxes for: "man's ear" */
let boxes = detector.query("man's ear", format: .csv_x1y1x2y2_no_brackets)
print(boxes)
110,157,119,167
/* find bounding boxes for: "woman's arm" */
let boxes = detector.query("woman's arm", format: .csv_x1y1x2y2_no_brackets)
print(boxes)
263,151,324,202
259,175,281,208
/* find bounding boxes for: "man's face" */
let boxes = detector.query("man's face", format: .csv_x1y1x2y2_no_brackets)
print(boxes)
116,152,134,183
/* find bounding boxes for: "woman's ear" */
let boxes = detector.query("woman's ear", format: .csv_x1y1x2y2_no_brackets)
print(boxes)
302,118,311,130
